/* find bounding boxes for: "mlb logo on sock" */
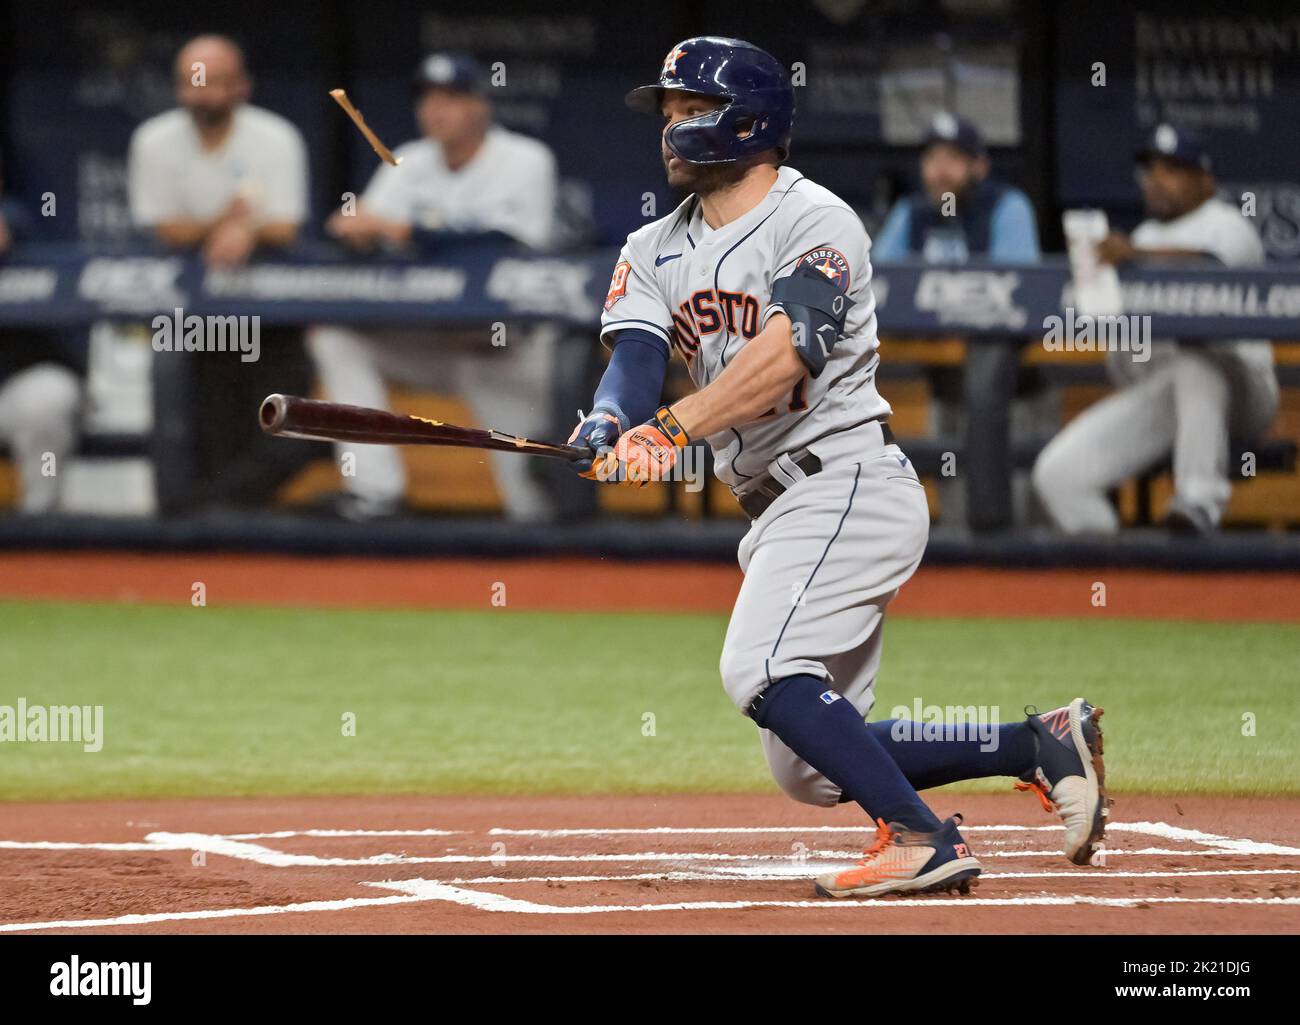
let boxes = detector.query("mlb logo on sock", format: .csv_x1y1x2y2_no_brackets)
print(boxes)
819,690,841,705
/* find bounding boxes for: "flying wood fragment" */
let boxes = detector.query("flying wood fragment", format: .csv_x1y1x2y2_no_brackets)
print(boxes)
329,88,401,166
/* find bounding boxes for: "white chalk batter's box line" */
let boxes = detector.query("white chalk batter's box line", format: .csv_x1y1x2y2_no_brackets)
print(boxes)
1,819,1297,933
5,819,1297,863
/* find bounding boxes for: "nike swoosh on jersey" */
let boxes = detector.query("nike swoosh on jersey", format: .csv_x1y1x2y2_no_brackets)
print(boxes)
655,253,682,266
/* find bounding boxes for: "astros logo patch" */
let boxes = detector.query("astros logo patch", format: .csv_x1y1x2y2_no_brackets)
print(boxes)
799,247,851,290
662,46,687,77
605,260,631,311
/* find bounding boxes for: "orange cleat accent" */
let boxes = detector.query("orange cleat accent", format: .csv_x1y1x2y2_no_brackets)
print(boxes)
814,815,981,899
1014,778,1055,813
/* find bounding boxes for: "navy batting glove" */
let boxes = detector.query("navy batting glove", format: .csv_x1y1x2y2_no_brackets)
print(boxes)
567,406,628,478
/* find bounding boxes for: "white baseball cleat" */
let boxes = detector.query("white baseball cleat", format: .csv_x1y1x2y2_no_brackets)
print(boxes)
1015,698,1110,865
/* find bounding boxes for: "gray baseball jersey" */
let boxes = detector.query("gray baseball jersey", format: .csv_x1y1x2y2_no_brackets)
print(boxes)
600,165,890,489
597,166,930,809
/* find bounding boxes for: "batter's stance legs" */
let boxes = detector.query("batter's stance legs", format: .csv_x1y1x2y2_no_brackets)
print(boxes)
865,718,1038,791
750,674,946,832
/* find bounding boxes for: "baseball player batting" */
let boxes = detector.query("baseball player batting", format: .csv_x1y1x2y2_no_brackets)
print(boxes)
567,37,1110,898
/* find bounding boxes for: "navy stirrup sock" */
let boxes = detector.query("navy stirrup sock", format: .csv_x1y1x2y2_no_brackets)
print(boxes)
866,720,1036,792
752,674,942,832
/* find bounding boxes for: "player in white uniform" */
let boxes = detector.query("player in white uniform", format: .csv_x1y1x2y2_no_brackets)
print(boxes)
1034,124,1278,534
309,54,560,520
567,37,1110,898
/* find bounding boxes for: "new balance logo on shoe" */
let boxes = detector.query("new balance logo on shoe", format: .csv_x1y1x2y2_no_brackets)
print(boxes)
1038,708,1072,742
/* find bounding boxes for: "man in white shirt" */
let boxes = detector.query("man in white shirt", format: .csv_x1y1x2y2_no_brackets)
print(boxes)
309,53,560,521
128,35,307,268
128,35,318,512
1033,125,1278,534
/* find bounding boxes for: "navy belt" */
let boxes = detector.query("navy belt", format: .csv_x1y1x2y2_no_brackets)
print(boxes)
736,421,895,520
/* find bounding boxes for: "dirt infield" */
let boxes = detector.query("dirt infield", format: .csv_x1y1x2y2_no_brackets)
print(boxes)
2,552,1298,621
1,793,1297,934
3,554,1296,934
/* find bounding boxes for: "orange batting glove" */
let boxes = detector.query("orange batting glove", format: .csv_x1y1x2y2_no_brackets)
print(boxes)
595,406,690,486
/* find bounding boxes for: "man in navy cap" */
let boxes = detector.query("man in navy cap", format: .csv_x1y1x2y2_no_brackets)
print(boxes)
874,112,1039,264
323,52,554,251
873,112,1043,531
1095,125,1224,265
311,53,560,520
1034,123,1278,534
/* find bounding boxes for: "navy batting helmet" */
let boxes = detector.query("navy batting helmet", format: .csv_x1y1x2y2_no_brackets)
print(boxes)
625,37,794,165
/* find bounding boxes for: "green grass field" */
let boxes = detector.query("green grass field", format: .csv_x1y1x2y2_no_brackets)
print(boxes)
1,600,1295,800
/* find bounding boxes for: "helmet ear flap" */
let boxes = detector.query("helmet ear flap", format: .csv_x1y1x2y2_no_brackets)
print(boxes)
727,104,760,143
745,115,771,140
728,108,776,152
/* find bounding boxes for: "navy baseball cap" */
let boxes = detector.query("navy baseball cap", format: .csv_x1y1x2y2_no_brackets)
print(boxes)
922,112,986,159
1136,123,1212,173
412,53,485,96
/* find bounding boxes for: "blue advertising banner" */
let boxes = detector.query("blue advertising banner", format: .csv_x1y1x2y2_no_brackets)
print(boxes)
1,246,1297,338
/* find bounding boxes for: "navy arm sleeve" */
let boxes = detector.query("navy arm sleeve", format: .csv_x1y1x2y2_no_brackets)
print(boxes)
591,328,670,429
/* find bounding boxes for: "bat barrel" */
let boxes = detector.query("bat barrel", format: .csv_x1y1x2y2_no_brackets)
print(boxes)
258,392,586,459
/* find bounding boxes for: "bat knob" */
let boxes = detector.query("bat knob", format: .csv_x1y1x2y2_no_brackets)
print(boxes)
259,394,289,434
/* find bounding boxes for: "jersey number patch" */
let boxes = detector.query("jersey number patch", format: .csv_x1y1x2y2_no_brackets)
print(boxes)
604,260,631,311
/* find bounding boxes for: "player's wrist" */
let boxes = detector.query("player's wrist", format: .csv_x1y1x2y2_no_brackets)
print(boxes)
591,403,631,433
653,405,690,448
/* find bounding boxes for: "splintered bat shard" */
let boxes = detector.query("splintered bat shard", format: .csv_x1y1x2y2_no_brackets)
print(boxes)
329,88,401,166
259,394,586,460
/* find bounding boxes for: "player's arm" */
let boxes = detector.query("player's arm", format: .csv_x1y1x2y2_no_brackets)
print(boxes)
668,313,802,438
150,219,218,248
568,330,670,477
254,221,300,248
1097,233,1222,266
254,126,307,249
326,148,426,250
569,245,676,478
152,212,298,252
870,198,912,262
601,255,854,485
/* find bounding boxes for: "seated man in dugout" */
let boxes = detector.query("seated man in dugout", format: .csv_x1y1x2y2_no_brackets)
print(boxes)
309,53,561,522
0,155,84,515
1032,125,1278,535
128,34,320,514
873,113,1045,531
